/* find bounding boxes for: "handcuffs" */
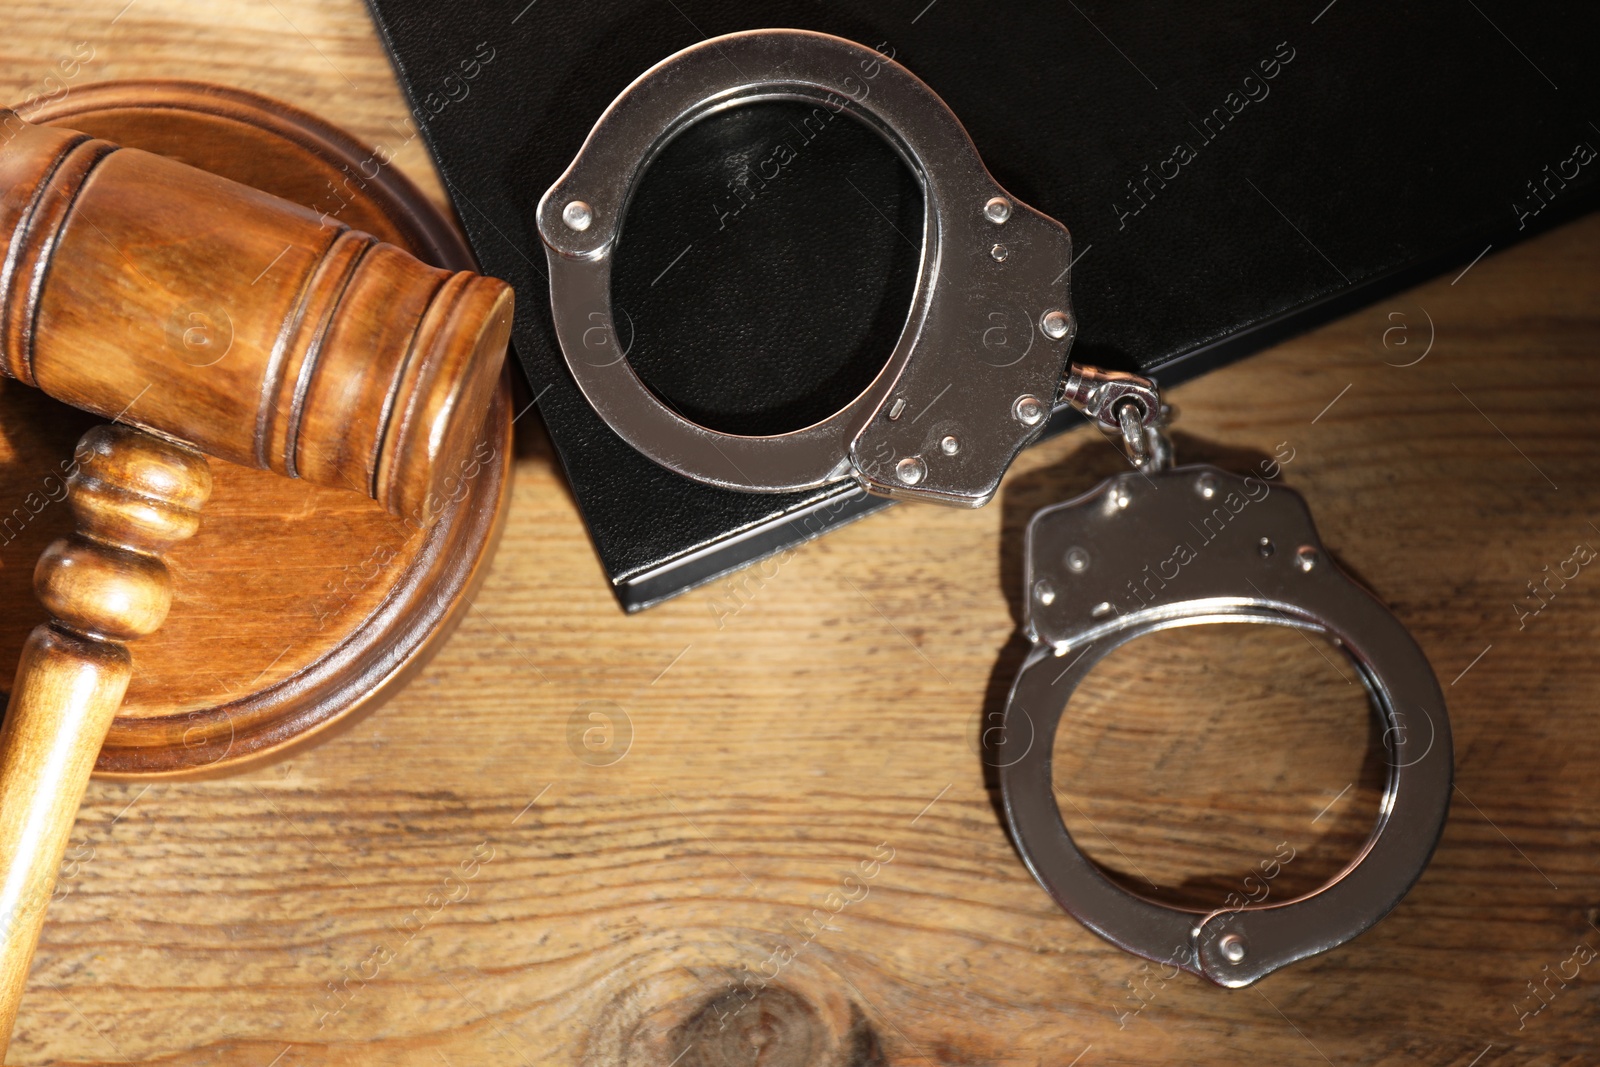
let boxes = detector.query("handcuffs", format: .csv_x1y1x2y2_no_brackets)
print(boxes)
998,409,1452,986
539,29,1453,985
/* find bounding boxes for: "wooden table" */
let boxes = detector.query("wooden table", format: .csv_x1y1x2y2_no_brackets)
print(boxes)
4,3,1597,1064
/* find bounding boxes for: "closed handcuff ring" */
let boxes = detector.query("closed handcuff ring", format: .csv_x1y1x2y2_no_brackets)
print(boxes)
537,29,1078,507
998,439,1453,985
542,28,1453,984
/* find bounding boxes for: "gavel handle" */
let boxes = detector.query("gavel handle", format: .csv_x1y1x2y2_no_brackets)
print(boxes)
0,425,210,1055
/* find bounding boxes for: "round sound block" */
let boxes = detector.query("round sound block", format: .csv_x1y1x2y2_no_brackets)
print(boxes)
1,81,513,777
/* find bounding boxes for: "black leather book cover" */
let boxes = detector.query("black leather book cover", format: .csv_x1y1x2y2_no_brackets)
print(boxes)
363,0,1597,609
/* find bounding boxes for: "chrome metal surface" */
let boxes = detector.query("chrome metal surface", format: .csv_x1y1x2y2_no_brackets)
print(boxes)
561,200,593,232
1139,418,1175,472
1059,362,1172,472
998,462,1453,986
1115,400,1146,465
1013,394,1047,427
1059,363,1162,433
538,29,1077,507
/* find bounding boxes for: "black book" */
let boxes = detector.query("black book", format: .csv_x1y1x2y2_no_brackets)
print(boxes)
364,0,1597,609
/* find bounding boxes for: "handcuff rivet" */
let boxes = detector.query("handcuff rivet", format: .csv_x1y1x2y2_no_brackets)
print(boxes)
896,456,927,486
1013,395,1046,427
1033,579,1057,606
561,200,594,232
1042,310,1071,339
1003,381,1454,985
539,31,1082,505
940,435,961,455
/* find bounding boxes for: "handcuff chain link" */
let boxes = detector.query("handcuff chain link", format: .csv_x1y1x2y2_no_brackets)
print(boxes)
1058,362,1173,471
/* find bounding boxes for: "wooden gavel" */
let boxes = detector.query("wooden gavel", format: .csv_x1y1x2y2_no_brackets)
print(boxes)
0,110,513,1052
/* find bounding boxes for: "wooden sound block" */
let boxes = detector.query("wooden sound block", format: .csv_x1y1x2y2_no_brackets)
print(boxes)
0,81,512,777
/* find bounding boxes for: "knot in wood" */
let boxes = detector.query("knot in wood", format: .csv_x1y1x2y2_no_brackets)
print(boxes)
671,985,883,1067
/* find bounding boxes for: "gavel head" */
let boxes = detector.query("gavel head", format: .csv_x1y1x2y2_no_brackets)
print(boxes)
0,109,513,523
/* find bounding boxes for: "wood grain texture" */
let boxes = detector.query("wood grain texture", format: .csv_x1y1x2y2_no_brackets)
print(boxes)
4,2,1600,1065
0,99,512,521
0,426,208,1055
0,83,515,776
